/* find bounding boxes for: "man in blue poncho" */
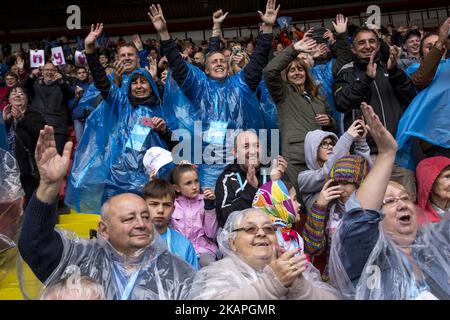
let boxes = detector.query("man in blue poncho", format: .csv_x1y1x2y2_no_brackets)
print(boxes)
149,1,280,188
65,24,177,214
396,18,450,170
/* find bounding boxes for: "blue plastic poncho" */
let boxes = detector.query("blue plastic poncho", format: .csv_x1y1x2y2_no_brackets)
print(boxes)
163,65,271,188
65,68,177,214
396,58,450,170
312,59,344,135
256,80,279,130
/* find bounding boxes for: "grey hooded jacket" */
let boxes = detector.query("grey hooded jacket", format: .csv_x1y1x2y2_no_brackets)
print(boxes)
297,130,371,213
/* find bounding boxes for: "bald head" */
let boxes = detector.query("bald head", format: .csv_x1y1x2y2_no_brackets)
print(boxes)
99,193,153,256
234,130,261,170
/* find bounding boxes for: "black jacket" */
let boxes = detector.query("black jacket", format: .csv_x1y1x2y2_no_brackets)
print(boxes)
215,163,270,228
23,76,74,135
333,56,416,153
6,110,46,176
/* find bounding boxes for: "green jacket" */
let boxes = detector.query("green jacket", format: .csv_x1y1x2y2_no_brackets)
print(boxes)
263,45,337,171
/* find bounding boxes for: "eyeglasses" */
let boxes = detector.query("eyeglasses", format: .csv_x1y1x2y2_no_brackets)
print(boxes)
320,141,335,149
382,196,412,207
232,225,276,235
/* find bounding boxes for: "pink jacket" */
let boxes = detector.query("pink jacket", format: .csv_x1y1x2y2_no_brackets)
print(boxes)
170,194,218,256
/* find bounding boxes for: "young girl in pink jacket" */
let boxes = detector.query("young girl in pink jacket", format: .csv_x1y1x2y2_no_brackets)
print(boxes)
170,164,218,267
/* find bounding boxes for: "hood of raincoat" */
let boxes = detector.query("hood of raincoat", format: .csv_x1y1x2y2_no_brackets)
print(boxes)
126,68,160,107
416,156,450,222
304,130,338,170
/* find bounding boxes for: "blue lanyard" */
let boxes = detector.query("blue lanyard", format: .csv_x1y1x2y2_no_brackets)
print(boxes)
120,269,140,300
236,171,267,189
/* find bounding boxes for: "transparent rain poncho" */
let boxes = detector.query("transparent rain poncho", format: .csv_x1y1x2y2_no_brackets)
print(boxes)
65,68,178,214
396,58,450,171
19,226,196,300
189,208,338,300
0,148,24,283
328,193,450,300
163,68,272,188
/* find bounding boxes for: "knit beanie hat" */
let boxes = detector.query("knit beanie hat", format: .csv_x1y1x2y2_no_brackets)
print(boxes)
328,155,370,188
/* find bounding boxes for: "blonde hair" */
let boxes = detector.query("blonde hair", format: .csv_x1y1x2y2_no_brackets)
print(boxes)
387,180,410,198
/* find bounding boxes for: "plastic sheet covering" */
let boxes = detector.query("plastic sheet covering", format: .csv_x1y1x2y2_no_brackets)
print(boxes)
65,68,177,214
0,149,24,284
163,67,272,188
311,59,344,135
396,58,450,170
18,227,196,300
256,80,279,130
189,208,338,300
328,197,450,300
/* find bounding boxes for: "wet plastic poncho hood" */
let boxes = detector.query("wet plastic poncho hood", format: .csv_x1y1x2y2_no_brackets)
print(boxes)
396,58,450,170
189,208,337,300
65,68,177,213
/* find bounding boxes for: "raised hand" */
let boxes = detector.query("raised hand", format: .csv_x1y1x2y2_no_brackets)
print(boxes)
246,164,259,189
85,23,104,53
15,56,25,71
346,119,366,139
438,17,450,44
148,4,169,40
31,68,41,79
112,60,125,87
270,249,307,287
366,51,377,79
293,38,316,53
151,117,166,132
203,188,216,201
387,46,399,70
315,114,331,126
312,43,329,59
132,34,144,51
35,126,73,203
213,9,229,25
332,14,348,34
145,56,158,80
258,0,280,28
269,155,288,181
360,102,397,155
315,179,344,207
2,104,12,122
323,29,335,44
160,69,168,84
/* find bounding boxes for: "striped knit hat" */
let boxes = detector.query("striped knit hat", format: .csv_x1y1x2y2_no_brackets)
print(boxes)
328,155,370,188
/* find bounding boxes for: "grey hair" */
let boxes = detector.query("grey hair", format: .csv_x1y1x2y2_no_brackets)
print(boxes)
100,198,111,222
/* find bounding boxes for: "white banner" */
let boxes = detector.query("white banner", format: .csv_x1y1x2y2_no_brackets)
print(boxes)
30,50,45,68
74,50,87,67
51,46,66,66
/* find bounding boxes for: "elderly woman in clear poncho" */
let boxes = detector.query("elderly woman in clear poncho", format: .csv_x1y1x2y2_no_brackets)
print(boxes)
328,102,450,300
189,207,338,300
